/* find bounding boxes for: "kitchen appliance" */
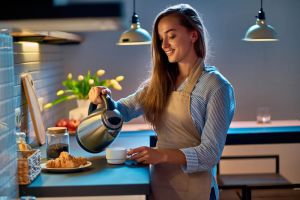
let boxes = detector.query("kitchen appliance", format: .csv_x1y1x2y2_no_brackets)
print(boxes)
76,95,123,153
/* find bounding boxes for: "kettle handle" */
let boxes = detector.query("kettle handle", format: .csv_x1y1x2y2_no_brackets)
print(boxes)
101,95,115,111
88,95,115,115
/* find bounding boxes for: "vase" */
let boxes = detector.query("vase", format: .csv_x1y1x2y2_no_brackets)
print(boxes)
69,99,90,121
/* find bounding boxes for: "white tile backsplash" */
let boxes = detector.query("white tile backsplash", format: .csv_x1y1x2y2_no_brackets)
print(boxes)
0,83,14,101
14,52,62,64
14,61,62,74
13,42,74,145
0,33,78,200
0,128,15,151
0,32,17,200
0,99,14,119
0,68,14,84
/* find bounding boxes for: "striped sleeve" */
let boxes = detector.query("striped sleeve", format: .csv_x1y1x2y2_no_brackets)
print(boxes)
180,83,235,173
114,90,144,122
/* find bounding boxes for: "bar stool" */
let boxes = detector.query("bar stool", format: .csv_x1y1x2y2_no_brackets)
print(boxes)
217,155,292,200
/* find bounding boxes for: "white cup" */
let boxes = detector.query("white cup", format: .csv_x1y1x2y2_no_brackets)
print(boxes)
105,147,127,164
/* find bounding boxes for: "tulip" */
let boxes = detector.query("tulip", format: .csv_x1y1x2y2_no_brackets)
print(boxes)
67,73,72,80
44,103,53,109
110,79,122,90
89,79,95,85
67,95,76,100
56,90,64,96
115,76,124,82
97,69,105,77
78,75,84,81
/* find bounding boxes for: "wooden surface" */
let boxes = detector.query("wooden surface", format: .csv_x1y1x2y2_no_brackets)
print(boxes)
21,73,46,145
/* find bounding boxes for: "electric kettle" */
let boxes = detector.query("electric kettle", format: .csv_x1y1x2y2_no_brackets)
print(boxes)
76,95,123,153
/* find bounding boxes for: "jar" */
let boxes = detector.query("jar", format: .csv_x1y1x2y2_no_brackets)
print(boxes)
16,132,31,151
46,127,69,160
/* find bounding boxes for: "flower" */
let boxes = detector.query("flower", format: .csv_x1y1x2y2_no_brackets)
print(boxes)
97,69,105,76
88,79,94,85
115,76,125,82
43,69,125,110
110,79,122,90
78,75,84,81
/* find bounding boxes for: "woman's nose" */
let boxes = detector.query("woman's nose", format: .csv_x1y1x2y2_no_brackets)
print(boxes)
162,39,170,49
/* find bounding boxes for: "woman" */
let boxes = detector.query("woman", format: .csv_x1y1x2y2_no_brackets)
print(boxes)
89,4,235,200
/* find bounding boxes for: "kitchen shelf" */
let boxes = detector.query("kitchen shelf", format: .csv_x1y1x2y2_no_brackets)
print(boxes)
11,31,83,45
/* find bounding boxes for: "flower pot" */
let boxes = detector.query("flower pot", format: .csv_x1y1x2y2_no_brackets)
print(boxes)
69,99,90,121
76,99,90,108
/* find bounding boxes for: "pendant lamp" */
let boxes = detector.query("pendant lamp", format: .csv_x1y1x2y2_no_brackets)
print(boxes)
117,0,151,45
243,0,278,41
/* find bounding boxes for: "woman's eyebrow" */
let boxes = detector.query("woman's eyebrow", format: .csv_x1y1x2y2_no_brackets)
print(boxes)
164,28,176,34
159,28,176,38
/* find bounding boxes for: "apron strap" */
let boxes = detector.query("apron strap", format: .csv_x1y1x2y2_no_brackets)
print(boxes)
184,59,204,94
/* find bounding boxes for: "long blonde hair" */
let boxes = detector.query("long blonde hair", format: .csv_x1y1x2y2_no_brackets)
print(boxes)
138,4,208,129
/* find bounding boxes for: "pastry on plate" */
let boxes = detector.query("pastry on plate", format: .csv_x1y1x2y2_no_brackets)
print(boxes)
46,151,88,168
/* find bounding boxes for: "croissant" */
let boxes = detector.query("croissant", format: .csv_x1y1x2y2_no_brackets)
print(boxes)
46,151,88,168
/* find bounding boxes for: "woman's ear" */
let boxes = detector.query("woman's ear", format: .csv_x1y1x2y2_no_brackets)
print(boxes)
191,31,198,43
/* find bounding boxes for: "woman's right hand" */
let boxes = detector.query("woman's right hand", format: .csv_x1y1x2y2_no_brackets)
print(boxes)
88,86,111,105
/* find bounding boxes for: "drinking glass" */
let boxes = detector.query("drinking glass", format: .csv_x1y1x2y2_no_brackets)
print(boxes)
256,107,271,123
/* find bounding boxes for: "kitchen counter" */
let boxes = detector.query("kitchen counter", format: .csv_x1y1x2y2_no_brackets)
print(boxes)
19,120,300,197
121,120,300,146
19,131,151,197
226,120,300,145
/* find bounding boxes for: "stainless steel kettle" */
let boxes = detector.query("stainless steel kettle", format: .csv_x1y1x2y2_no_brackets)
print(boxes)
76,95,123,153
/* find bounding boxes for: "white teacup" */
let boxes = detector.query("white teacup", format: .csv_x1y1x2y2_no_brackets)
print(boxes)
105,147,127,164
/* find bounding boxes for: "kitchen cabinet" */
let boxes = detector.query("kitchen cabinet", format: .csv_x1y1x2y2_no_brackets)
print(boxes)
11,31,83,44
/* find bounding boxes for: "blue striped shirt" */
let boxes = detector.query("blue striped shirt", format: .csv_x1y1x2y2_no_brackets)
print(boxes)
115,66,235,173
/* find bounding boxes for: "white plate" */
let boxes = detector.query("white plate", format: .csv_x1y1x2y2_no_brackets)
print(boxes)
41,161,92,173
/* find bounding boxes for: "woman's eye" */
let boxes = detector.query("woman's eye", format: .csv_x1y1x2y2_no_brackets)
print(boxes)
169,35,176,39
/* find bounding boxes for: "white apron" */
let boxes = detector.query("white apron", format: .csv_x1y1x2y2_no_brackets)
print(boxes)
151,61,212,200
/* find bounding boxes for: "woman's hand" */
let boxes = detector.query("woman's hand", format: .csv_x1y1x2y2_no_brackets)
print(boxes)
88,86,111,104
128,146,187,165
127,146,167,165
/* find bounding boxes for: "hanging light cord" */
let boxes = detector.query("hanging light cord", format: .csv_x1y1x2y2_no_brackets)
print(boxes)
131,0,139,24
133,0,136,15
257,0,265,20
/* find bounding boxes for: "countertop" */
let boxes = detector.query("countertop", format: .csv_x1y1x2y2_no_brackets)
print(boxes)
19,120,300,197
19,131,151,197
122,120,300,131
125,120,300,146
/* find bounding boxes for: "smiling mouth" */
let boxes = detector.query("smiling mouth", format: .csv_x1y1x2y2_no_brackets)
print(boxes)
165,49,174,56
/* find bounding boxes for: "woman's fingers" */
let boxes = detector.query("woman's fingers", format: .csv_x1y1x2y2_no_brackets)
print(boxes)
88,86,111,104
88,87,101,104
128,147,149,163
127,146,147,155
102,88,111,95
131,150,150,164
128,146,164,165
136,154,150,164
130,150,148,160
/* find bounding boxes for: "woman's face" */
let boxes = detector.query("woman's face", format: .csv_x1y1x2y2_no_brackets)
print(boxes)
157,14,197,64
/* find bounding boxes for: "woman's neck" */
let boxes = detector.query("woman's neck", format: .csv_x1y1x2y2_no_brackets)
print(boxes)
178,56,200,78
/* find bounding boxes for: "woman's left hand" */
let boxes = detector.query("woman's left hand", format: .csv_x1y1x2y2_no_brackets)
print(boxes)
127,146,167,165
